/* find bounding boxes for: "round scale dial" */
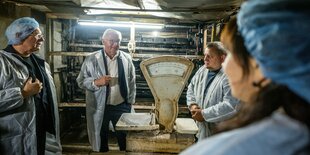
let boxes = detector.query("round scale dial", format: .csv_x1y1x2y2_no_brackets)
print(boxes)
147,62,187,77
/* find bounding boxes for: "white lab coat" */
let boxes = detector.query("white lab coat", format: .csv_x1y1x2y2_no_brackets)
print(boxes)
0,50,62,155
181,112,310,155
187,66,240,140
76,49,136,151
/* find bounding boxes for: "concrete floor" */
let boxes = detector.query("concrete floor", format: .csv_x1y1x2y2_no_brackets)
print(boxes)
60,108,192,155
61,119,125,155
60,121,180,155
63,151,125,155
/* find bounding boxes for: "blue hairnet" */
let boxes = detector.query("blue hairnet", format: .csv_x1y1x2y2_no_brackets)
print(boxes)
237,0,310,103
5,17,39,45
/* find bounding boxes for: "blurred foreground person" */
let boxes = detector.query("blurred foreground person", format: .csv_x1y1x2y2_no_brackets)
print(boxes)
181,0,310,154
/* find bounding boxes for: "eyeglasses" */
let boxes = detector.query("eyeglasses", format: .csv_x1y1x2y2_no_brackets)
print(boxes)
106,39,120,44
30,33,44,39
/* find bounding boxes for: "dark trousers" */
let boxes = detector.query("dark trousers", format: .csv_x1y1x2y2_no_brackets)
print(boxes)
100,102,131,152
35,101,47,155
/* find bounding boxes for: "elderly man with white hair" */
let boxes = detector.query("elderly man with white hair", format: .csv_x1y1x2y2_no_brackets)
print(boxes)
77,28,136,152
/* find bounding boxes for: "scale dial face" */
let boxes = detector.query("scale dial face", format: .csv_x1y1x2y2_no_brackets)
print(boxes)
147,62,188,77
140,56,194,133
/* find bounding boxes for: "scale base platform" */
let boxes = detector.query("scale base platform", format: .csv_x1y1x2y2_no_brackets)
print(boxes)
125,130,195,155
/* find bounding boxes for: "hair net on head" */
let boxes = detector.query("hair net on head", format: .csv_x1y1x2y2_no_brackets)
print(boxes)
5,17,39,45
237,0,310,103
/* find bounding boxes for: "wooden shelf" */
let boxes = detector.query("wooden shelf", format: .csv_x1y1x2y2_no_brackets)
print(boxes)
49,51,203,60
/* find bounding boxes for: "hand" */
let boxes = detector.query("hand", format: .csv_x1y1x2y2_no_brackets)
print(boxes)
22,78,43,98
94,75,111,87
189,103,200,115
191,108,205,122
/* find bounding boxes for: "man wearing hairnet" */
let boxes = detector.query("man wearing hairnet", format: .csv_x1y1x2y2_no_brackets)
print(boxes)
0,17,62,154
76,28,136,152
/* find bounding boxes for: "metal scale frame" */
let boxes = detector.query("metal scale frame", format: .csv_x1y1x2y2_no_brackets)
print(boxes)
140,56,194,132
116,56,197,154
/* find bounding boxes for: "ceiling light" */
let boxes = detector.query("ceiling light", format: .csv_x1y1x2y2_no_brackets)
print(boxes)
152,31,159,37
78,20,163,29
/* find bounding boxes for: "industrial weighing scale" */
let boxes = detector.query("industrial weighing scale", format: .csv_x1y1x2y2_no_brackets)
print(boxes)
116,56,198,154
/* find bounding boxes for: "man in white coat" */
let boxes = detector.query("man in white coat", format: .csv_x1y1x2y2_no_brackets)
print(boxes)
187,42,239,141
77,28,136,152
0,17,62,155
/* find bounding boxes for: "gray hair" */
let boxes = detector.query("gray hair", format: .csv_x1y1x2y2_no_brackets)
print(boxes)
101,28,122,41
206,41,228,56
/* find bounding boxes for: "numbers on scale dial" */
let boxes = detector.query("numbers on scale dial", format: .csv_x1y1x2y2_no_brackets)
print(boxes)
147,62,187,77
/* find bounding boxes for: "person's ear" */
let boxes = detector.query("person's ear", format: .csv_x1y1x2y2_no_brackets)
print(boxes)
250,58,270,88
220,54,226,63
16,32,22,38
249,58,259,69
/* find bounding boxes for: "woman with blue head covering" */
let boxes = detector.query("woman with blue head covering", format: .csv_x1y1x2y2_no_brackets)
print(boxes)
181,0,310,155
0,17,62,154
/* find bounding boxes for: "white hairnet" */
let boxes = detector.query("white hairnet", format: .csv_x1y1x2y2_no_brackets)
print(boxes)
5,17,39,45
